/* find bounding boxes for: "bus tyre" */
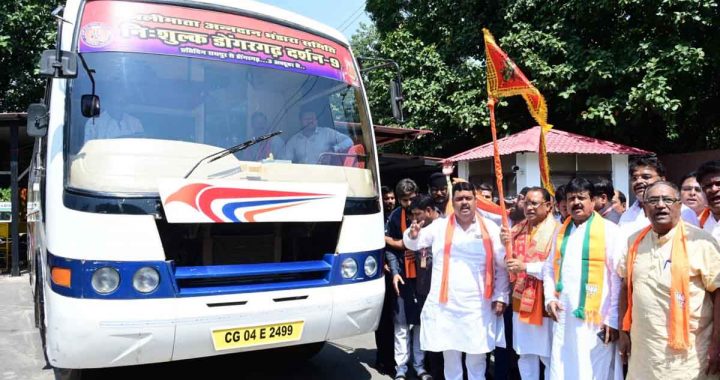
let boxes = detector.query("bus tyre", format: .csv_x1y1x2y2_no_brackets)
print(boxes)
33,274,40,328
53,368,83,380
33,258,46,350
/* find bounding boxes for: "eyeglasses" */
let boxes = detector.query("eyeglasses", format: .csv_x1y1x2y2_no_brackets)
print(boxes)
681,185,702,193
645,196,680,206
525,200,549,208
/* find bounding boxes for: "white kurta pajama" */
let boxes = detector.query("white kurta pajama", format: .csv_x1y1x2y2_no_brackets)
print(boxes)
403,215,510,353
701,213,720,243
512,260,553,380
542,218,624,380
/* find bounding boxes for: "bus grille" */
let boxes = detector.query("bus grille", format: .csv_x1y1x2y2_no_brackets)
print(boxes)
172,257,333,297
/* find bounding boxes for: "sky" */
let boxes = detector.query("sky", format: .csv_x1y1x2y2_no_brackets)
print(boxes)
256,0,371,39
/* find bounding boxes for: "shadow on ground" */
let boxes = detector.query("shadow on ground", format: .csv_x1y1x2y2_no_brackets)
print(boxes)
78,342,381,380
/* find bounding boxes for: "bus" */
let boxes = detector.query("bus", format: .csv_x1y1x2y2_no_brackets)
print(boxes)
26,0,395,377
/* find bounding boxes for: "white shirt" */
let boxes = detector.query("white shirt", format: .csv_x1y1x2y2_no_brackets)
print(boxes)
478,208,503,227
283,127,353,164
84,111,143,141
404,215,510,354
702,213,720,243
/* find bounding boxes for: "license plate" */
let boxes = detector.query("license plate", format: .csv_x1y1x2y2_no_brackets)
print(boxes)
212,321,304,350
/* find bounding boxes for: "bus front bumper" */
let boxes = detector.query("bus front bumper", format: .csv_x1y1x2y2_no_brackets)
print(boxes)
43,277,384,369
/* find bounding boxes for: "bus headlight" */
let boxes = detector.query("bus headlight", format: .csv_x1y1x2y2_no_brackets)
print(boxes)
133,267,160,293
364,256,378,277
91,267,120,294
341,258,358,279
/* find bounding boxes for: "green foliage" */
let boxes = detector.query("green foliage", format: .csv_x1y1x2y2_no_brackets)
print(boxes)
0,188,10,202
353,24,496,156
0,0,61,112
360,0,720,154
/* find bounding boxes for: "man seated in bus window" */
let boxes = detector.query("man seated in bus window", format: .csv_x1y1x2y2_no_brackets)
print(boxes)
239,112,285,161
84,93,144,141
283,107,353,165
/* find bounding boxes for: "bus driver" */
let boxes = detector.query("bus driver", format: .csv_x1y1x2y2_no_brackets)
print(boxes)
283,107,353,165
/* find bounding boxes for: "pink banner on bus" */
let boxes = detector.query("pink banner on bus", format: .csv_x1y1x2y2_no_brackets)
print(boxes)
78,0,360,86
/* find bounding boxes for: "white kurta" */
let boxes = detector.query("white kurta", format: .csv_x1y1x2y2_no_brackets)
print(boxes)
542,218,623,380
619,200,699,235
702,213,720,243
513,260,553,357
404,215,510,354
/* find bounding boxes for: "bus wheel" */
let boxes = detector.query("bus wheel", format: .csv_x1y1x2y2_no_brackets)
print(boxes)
53,368,83,380
34,266,50,365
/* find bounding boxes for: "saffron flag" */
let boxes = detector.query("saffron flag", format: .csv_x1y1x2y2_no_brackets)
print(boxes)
483,28,554,195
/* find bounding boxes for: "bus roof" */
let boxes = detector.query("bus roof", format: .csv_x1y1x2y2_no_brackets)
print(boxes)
64,0,352,53
143,0,351,46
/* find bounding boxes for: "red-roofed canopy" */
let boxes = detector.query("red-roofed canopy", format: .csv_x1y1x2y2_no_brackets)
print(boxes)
446,126,651,162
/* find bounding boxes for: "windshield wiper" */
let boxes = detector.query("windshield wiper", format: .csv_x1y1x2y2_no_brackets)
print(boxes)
183,131,283,179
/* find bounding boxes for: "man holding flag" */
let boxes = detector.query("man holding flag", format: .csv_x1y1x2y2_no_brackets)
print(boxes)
500,187,559,379
542,178,623,380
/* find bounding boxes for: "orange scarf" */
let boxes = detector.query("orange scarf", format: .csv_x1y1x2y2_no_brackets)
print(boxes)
699,208,712,228
439,212,494,303
400,208,417,279
622,222,690,350
511,217,557,325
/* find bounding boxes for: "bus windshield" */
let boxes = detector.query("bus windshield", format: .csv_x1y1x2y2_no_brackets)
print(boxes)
67,1,375,197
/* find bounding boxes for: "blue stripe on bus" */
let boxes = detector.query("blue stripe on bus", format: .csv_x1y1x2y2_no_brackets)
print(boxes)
47,249,384,299
174,259,332,280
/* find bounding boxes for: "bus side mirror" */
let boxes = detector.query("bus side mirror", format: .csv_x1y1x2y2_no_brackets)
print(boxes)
39,50,78,78
389,79,404,123
26,103,49,137
81,95,100,118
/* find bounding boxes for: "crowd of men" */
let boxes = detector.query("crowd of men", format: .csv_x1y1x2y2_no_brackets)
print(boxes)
375,156,720,380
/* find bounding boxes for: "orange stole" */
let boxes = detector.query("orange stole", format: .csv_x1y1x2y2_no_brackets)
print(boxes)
699,208,711,228
439,212,495,304
400,208,417,279
622,222,691,350
510,218,556,325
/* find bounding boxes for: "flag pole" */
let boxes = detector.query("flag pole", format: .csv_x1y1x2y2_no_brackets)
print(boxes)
487,97,513,258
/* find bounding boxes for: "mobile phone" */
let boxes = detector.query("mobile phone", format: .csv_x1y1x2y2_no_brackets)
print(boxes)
596,327,606,341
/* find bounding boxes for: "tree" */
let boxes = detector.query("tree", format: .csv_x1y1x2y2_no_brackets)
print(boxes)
362,0,720,154
0,0,61,112
352,24,497,156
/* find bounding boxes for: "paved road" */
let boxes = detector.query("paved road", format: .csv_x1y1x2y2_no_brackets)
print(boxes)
0,272,391,380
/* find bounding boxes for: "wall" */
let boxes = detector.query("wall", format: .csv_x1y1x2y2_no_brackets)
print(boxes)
659,150,720,184
463,152,620,197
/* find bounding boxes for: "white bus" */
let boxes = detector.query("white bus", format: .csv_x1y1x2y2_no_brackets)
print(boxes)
26,0,394,377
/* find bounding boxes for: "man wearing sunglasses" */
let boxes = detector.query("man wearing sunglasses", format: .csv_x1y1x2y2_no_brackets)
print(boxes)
500,187,559,380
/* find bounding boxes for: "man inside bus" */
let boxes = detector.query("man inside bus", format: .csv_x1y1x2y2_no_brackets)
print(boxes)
283,106,353,165
84,92,144,141
239,112,285,161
